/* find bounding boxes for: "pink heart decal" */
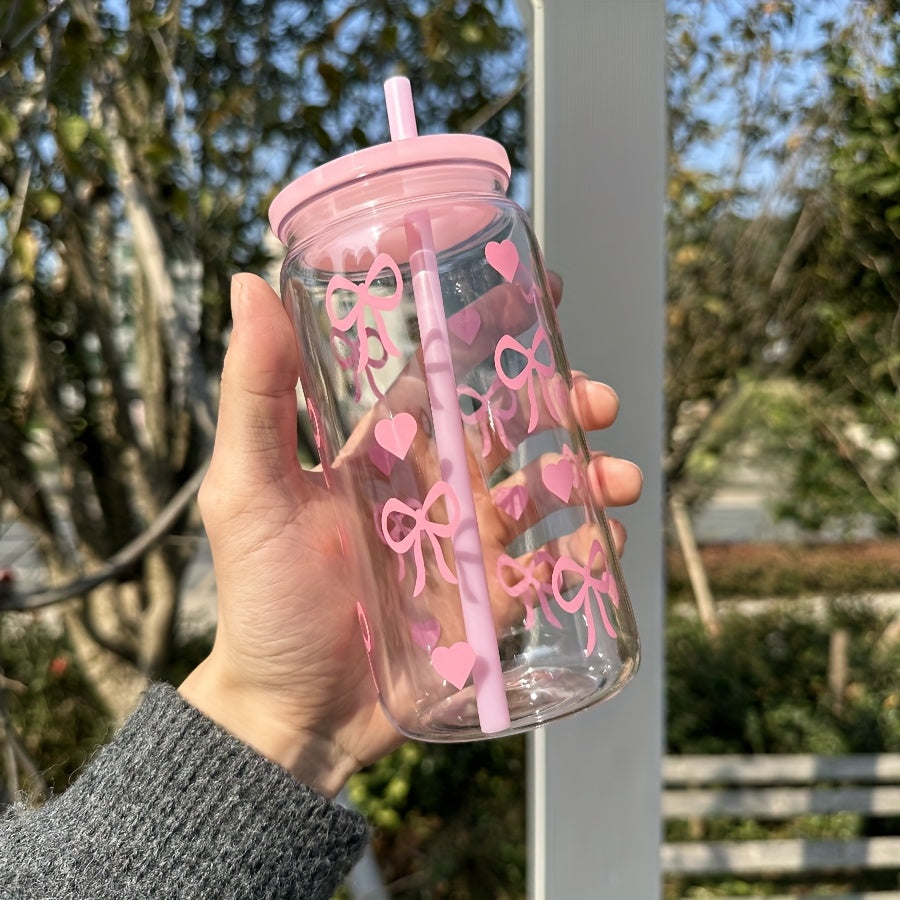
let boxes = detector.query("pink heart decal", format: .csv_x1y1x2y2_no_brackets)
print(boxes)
368,443,397,477
494,485,529,521
542,458,576,503
374,412,417,460
448,306,482,345
485,239,520,282
431,642,476,690
410,618,442,651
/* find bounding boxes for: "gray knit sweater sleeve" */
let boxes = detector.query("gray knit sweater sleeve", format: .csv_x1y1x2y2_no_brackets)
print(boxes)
0,683,369,899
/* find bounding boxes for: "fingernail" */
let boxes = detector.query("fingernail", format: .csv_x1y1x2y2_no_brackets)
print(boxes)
572,375,619,407
596,381,619,404
231,274,247,323
592,454,642,477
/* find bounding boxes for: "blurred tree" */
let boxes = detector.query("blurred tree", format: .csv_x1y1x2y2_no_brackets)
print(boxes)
664,0,825,622
665,0,823,506
763,0,900,532
665,0,900,546
0,0,527,729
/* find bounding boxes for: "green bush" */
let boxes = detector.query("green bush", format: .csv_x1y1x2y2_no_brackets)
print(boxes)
347,735,527,898
0,613,109,796
666,602,900,755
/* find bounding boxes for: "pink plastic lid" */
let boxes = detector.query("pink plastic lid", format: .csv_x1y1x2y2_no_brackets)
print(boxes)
268,133,511,244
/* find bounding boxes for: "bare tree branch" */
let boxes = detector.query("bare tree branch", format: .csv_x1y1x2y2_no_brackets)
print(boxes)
460,72,528,134
0,0,65,58
0,668,48,804
0,463,208,612
769,194,826,296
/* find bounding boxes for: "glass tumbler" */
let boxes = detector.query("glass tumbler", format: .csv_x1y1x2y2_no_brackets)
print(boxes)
268,123,639,742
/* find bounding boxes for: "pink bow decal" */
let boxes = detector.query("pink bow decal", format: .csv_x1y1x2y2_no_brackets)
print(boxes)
377,503,415,583
498,550,561,630
331,327,387,402
381,481,460,597
458,377,518,457
326,254,403,373
494,327,556,434
552,540,620,655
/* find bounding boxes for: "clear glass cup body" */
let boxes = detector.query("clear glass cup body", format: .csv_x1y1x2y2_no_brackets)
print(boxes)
276,159,639,742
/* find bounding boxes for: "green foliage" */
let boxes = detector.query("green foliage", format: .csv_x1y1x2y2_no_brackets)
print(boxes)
347,734,527,897
766,2,900,532
0,612,217,799
0,0,528,691
666,603,900,755
666,0,900,535
0,614,109,795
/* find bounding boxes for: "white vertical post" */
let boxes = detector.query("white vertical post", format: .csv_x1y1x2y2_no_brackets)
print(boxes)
519,1,666,897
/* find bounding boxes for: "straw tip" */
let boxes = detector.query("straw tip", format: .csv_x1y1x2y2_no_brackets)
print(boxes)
384,76,418,141
385,75,411,91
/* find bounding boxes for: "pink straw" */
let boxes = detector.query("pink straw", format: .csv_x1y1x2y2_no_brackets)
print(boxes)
384,77,510,733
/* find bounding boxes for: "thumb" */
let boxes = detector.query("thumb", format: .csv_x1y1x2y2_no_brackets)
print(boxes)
209,273,302,487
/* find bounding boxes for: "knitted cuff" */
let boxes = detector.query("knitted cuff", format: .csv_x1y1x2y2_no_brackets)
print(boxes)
18,682,369,899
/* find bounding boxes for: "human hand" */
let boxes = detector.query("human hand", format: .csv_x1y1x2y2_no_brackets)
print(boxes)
179,272,642,796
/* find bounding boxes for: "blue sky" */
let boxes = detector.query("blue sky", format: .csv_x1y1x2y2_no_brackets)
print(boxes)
674,0,853,210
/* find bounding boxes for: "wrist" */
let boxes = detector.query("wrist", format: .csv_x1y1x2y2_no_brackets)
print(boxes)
178,658,360,798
